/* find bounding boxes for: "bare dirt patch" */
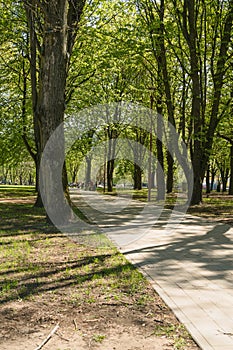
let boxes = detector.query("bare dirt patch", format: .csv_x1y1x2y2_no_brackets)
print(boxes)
0,301,171,350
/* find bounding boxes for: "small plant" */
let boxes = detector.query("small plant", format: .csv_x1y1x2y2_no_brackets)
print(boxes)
154,324,193,349
86,296,96,304
1,280,18,293
92,334,106,343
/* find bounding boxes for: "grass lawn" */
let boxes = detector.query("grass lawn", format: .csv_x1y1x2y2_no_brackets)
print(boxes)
0,185,37,199
0,185,199,349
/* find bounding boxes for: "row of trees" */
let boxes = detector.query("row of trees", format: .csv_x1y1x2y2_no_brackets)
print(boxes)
0,0,233,210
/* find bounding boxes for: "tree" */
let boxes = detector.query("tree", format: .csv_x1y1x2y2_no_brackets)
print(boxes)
171,0,233,204
217,110,233,194
0,1,35,184
24,0,86,221
136,0,233,204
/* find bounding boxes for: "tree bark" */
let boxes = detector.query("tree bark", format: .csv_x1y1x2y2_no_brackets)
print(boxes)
206,164,211,194
156,111,165,201
166,151,174,193
184,0,203,204
229,144,233,195
106,128,118,192
107,159,115,192
25,0,86,219
85,155,92,188
133,163,142,190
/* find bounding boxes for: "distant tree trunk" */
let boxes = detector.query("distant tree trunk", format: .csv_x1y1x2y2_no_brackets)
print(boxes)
28,173,33,186
217,133,233,195
229,145,233,195
85,155,92,187
151,169,156,188
71,165,79,184
34,156,43,207
166,151,174,193
133,163,142,190
217,177,221,192
106,131,117,192
210,167,216,191
217,136,233,194
107,159,115,192
221,168,229,192
131,125,147,191
19,173,23,185
156,108,165,201
206,165,211,194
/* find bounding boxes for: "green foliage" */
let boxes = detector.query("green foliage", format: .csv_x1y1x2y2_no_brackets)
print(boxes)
1,0,233,198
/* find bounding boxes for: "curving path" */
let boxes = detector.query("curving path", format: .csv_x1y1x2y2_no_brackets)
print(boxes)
71,190,233,350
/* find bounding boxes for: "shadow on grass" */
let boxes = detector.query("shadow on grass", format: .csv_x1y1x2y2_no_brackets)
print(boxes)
0,200,135,305
0,252,133,304
0,203,59,235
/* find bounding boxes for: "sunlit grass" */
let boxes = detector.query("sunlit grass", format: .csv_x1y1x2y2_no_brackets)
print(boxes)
0,185,36,198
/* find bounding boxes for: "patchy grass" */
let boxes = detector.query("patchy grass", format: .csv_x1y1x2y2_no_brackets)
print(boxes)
0,186,199,349
187,193,233,225
98,187,233,225
154,323,195,350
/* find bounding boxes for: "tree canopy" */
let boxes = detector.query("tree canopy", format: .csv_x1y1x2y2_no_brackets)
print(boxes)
1,0,233,205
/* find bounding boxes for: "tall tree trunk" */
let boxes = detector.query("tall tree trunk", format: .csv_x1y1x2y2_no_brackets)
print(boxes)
157,0,176,195
184,0,203,204
25,1,43,207
38,3,69,223
24,0,85,224
25,0,86,220
193,0,233,202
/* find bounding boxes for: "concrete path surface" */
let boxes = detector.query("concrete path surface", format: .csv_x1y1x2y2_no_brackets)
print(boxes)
71,190,233,350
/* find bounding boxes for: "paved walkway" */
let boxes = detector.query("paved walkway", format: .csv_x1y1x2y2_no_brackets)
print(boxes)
71,190,233,350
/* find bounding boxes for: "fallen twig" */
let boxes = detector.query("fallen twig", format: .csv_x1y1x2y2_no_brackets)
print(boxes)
73,319,78,330
34,323,59,350
83,318,101,323
57,330,70,342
